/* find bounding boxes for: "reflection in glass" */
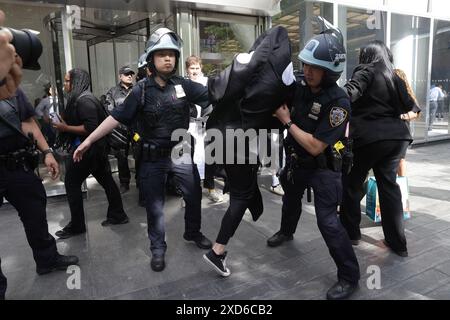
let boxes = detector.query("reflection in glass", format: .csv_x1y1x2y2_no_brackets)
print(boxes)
430,19,450,136
391,14,430,139
199,20,255,77
339,6,386,82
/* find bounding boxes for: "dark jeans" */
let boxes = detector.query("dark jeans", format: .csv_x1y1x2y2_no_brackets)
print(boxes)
111,146,131,186
340,140,409,252
139,158,203,256
216,164,262,245
0,166,59,297
64,147,127,232
279,165,360,284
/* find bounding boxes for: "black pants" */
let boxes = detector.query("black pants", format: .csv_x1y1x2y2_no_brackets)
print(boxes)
340,140,409,252
279,165,360,284
0,258,6,300
112,146,131,186
216,164,262,245
64,147,127,232
0,165,59,298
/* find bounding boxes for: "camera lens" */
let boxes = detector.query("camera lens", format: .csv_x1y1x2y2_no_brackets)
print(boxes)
7,27,43,70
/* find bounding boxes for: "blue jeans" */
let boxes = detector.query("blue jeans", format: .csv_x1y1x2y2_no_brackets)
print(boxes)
139,158,202,256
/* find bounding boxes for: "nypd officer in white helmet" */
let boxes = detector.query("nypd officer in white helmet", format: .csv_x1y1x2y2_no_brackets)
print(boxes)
72,28,212,272
267,20,360,299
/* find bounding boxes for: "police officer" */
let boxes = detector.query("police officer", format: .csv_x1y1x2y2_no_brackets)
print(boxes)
266,25,360,299
105,65,135,193
0,83,79,300
72,28,212,272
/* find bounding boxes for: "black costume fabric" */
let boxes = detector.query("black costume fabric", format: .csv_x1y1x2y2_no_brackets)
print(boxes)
206,26,293,225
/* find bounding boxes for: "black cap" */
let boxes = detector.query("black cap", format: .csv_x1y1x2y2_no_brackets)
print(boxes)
119,66,135,75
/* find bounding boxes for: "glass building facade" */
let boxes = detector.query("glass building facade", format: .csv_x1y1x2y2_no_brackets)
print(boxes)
1,0,449,144
273,0,450,144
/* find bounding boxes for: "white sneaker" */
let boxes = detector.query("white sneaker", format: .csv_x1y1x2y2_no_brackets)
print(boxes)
206,190,223,203
270,184,284,196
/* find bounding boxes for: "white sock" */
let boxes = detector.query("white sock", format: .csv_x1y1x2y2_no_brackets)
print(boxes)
272,175,280,187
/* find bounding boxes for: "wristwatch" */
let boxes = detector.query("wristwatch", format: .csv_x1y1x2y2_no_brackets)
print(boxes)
284,120,293,130
42,148,54,156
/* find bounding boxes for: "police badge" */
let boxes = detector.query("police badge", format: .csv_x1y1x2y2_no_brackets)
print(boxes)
329,107,347,127
311,102,321,115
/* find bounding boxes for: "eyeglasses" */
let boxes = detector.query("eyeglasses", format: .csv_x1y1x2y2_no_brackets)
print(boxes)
122,73,134,77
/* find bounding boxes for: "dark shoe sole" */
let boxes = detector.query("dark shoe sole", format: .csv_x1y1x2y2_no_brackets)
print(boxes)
183,238,212,249
37,264,73,275
326,284,359,300
101,218,129,227
55,231,86,239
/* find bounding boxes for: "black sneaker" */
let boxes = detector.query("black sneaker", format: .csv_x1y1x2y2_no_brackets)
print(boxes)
203,250,231,277
101,216,129,227
36,254,79,275
184,233,212,249
326,279,359,300
55,223,86,239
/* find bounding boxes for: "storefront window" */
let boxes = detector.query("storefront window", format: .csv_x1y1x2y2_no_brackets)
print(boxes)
338,6,386,82
430,19,450,138
391,14,431,140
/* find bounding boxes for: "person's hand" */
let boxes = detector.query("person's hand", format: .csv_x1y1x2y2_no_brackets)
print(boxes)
73,139,92,162
274,103,291,125
0,10,22,99
52,118,68,132
0,55,22,100
44,153,60,180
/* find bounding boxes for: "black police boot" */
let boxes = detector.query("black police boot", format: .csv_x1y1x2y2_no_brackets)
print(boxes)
267,231,293,247
150,254,165,272
36,254,79,275
183,233,213,249
326,279,358,300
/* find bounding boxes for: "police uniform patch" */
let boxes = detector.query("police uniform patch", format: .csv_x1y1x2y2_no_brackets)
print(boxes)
329,107,347,127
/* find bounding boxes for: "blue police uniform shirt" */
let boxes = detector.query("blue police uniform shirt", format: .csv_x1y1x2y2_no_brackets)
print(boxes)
111,75,208,147
0,88,36,154
286,79,350,157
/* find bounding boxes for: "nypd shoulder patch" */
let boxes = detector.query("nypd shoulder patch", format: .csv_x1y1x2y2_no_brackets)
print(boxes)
329,107,348,127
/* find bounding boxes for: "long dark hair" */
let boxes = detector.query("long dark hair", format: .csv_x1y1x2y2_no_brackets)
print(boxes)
359,40,395,92
66,68,91,108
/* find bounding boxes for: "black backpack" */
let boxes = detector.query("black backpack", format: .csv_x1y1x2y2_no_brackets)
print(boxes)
78,91,129,150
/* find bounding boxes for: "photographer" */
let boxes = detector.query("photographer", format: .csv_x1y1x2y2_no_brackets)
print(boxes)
0,10,78,300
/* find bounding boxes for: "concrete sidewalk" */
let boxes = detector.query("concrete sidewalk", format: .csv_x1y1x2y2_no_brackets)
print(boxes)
1,141,450,300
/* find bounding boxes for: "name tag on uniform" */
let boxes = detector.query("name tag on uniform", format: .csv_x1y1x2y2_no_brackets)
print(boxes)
308,114,318,120
174,84,186,98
